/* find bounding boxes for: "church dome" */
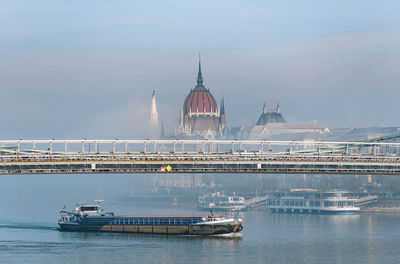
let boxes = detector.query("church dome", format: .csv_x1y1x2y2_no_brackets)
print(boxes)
183,61,218,115
177,57,226,139
184,87,218,114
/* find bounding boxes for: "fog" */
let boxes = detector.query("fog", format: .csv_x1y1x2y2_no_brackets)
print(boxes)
0,174,153,223
0,0,399,139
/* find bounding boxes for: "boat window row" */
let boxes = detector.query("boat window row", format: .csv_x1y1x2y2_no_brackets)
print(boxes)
324,201,355,207
268,199,354,207
268,199,321,207
271,192,356,199
61,216,77,222
110,218,201,225
80,206,99,211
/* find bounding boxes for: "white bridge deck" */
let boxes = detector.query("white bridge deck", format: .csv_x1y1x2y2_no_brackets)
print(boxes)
0,139,400,175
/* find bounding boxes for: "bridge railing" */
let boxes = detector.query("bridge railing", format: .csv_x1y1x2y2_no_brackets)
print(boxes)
1,140,400,175
1,139,400,157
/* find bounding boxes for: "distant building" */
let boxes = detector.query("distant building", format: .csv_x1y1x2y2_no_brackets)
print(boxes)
175,58,226,139
232,103,330,140
322,127,400,142
256,103,285,125
153,174,204,191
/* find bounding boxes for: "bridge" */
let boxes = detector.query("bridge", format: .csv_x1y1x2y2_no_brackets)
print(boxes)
1,139,400,175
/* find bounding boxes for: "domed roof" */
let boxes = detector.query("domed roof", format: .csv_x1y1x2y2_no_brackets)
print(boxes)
183,60,218,115
184,87,218,114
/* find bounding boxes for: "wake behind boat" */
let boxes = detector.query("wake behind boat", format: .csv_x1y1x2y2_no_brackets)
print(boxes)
58,201,243,235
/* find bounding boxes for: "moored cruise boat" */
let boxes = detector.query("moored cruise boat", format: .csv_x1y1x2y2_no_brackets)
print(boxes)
58,201,243,235
198,192,247,211
267,189,360,214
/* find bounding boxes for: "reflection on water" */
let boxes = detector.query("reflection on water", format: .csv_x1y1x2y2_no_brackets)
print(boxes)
270,213,360,225
58,230,242,242
1,208,400,263
0,212,400,264
54,224,243,264
1,174,399,263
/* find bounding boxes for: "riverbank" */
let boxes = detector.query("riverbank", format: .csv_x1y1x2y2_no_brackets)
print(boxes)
361,207,400,213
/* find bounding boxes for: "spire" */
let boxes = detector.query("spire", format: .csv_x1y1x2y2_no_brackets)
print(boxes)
150,90,159,125
148,90,160,139
196,54,204,88
220,98,225,115
150,91,159,126
263,102,267,114
219,98,226,128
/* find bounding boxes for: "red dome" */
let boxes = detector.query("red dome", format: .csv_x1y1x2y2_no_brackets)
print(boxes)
183,87,218,114
177,58,226,139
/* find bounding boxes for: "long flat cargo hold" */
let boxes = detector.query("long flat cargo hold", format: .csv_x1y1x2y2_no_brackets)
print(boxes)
58,203,243,235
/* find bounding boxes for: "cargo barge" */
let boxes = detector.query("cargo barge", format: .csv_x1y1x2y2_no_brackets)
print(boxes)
58,202,243,235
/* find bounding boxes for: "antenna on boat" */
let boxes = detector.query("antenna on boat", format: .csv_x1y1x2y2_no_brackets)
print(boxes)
94,200,104,204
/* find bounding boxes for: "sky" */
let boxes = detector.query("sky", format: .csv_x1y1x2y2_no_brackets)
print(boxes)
1,0,399,139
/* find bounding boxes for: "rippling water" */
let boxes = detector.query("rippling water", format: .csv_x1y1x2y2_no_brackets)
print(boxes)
1,175,400,263
1,208,400,264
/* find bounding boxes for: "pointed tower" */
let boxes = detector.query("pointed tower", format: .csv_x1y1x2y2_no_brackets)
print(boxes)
263,102,267,114
148,90,160,138
177,56,222,139
196,54,204,88
219,98,226,128
150,90,159,125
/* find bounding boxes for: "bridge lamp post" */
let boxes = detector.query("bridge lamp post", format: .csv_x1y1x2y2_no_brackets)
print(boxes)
49,139,54,155
17,139,20,155
81,139,86,153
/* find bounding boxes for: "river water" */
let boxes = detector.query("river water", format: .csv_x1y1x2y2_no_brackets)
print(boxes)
1,174,400,264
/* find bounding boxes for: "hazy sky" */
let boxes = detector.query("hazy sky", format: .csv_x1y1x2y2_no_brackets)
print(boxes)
1,0,399,139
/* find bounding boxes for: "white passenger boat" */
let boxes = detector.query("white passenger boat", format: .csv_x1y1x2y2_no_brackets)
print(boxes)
267,189,360,214
198,192,246,211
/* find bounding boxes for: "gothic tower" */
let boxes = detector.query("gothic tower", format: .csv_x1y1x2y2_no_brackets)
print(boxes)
148,90,160,138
